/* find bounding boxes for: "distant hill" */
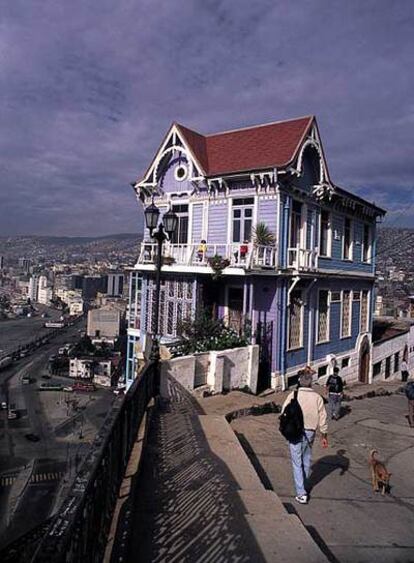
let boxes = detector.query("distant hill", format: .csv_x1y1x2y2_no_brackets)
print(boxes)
0,233,143,261
376,226,414,272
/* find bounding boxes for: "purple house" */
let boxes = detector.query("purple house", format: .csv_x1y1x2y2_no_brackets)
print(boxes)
126,116,385,390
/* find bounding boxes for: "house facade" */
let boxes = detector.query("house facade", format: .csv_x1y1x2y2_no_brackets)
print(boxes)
126,116,386,390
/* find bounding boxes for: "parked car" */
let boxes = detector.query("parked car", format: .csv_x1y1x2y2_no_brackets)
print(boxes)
7,410,19,420
41,374,52,380
25,433,40,442
1,401,7,410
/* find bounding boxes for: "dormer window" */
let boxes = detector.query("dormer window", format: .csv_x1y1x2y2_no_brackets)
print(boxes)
174,164,188,182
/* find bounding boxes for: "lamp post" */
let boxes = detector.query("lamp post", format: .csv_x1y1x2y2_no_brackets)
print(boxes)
143,202,178,372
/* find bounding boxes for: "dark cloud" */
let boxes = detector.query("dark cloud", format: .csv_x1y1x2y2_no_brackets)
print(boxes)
0,0,413,235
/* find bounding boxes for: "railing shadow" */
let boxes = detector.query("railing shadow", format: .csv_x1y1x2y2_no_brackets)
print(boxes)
116,375,267,562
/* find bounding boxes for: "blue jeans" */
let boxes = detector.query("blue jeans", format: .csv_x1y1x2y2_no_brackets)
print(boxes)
289,430,315,496
328,393,342,419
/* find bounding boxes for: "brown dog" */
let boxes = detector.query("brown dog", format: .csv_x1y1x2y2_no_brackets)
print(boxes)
369,450,391,495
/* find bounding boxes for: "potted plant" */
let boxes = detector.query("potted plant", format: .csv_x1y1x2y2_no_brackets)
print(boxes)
253,222,276,247
207,254,230,279
162,256,176,266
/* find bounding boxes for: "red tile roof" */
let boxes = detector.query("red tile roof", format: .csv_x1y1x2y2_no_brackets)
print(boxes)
176,116,314,176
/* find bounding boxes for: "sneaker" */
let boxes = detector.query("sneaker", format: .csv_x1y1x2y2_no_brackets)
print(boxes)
295,495,308,504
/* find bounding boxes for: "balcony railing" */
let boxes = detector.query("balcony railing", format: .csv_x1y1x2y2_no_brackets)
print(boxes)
137,242,278,270
31,362,156,563
287,246,318,271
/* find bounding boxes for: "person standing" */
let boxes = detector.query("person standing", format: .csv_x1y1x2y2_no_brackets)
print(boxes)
281,367,328,504
401,359,409,382
405,381,414,427
326,366,344,420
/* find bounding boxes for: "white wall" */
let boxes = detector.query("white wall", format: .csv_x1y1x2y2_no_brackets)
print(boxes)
372,326,414,381
160,345,259,396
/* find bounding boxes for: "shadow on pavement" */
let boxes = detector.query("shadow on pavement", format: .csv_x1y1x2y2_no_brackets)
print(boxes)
113,376,267,562
308,449,350,491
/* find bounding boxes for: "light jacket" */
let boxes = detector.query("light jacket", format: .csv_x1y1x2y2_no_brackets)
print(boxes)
282,387,328,434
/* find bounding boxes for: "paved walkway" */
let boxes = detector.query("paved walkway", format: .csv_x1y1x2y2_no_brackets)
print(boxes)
111,376,325,563
231,393,414,563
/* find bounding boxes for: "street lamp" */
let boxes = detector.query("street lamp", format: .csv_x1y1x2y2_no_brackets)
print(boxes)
144,201,178,369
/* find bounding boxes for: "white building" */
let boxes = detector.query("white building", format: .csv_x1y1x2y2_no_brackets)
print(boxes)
37,275,53,305
87,307,121,345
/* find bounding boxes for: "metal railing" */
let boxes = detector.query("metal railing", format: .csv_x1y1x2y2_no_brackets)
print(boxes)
137,242,278,270
31,362,156,563
287,246,318,271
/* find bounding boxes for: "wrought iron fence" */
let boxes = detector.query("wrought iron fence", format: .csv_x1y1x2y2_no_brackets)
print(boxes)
31,361,156,563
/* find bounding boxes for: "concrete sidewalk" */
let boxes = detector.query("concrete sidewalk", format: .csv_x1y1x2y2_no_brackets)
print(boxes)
111,376,327,562
231,393,414,563
197,380,406,418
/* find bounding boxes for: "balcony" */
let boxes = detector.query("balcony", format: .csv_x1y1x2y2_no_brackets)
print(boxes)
287,246,318,272
137,242,278,270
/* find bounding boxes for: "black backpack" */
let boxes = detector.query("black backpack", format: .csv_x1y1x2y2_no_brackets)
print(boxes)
327,375,343,394
279,389,304,443
405,382,414,400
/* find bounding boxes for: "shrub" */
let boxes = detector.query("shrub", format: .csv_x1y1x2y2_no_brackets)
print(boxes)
171,311,249,357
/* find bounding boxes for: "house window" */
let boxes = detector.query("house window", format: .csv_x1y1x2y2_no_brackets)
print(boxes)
319,210,331,257
170,204,189,244
318,365,327,378
373,361,381,377
360,290,369,332
289,200,302,248
385,356,391,379
394,352,400,373
341,357,350,368
331,292,341,302
288,290,303,349
362,224,371,262
317,290,330,343
341,291,351,338
232,199,254,243
343,218,352,260
353,291,361,301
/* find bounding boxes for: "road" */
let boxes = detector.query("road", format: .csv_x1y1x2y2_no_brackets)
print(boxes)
232,393,414,563
0,319,116,550
0,306,61,356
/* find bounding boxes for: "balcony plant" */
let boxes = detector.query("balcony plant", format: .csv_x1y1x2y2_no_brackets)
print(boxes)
207,254,230,279
253,222,276,247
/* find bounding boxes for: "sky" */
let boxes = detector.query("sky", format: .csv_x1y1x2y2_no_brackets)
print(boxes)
0,0,413,236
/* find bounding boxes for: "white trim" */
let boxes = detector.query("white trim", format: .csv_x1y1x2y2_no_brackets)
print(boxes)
188,202,193,245
174,163,189,182
227,199,233,244
203,200,209,240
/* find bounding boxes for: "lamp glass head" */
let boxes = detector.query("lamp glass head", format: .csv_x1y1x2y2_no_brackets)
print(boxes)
163,209,178,238
144,202,160,233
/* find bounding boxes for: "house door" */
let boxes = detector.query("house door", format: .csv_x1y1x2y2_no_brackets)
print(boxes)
359,337,370,383
227,287,244,334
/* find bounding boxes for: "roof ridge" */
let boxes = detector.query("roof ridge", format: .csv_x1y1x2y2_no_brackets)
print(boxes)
205,115,314,138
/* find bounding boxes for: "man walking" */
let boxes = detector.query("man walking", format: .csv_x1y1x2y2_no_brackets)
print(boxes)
282,367,328,504
401,359,409,382
405,380,414,427
326,366,344,420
